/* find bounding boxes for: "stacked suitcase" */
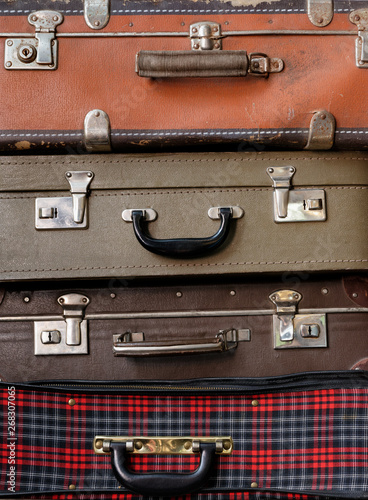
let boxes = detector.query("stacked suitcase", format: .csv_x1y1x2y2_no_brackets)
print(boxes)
1,0,368,498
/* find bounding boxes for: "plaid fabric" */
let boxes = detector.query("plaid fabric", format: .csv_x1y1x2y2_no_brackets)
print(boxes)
1,380,368,497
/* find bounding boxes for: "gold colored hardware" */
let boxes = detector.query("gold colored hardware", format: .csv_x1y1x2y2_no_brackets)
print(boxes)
251,482,258,488
68,398,76,406
69,484,76,490
93,436,233,455
251,400,259,407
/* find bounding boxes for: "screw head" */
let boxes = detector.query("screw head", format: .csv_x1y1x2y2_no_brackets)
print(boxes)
94,111,100,117
5,61,12,68
23,296,30,303
94,20,100,27
7,40,13,46
66,172,72,178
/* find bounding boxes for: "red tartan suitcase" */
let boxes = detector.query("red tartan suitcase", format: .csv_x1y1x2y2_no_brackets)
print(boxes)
1,372,368,498
0,274,367,383
2,0,368,152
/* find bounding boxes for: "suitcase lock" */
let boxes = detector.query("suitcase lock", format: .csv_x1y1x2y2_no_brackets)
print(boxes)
5,10,63,70
350,9,368,68
269,290,327,349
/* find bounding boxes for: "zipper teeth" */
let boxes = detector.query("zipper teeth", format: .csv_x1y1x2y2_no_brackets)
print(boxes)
38,383,226,390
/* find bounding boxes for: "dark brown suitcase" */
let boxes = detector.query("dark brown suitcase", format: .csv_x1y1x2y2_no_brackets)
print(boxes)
1,274,367,383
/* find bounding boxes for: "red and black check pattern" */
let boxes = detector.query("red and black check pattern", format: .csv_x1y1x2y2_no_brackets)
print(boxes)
1,380,368,497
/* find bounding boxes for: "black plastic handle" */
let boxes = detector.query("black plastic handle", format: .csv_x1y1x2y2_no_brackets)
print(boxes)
131,208,233,258
110,442,216,496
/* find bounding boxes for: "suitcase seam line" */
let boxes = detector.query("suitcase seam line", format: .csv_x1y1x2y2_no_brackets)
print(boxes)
4,259,368,273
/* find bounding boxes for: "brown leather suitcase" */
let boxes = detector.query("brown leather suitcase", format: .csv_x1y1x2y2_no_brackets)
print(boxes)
2,0,368,152
1,274,367,383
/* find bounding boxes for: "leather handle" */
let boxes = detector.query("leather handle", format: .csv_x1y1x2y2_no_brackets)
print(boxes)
136,51,249,78
113,329,250,356
110,441,216,496
131,207,233,258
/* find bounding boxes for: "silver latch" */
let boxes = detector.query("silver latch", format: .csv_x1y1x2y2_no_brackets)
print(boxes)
35,171,94,229
307,0,334,27
305,110,335,150
5,10,63,70
267,166,326,222
190,22,222,50
84,0,110,29
84,110,112,152
350,9,368,68
270,290,327,349
34,293,90,355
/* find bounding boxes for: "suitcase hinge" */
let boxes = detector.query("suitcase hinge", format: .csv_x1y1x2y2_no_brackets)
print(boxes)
269,290,327,349
350,9,368,68
84,0,110,30
34,293,90,355
35,171,94,230
267,166,326,222
4,10,63,70
307,0,334,27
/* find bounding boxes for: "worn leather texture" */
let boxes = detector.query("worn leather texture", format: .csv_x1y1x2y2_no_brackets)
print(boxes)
1,274,367,382
1,2,368,151
0,152,367,281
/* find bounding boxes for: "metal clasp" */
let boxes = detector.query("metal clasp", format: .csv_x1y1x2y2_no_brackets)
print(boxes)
248,53,284,77
5,10,63,70
84,0,110,29
350,9,368,68
269,289,327,349
190,22,222,50
267,166,326,222
34,293,90,355
35,171,94,229
307,0,334,27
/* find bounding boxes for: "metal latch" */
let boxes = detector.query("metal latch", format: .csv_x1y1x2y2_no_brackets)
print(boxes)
269,290,327,349
307,0,334,27
350,9,368,68
267,166,326,222
5,10,63,70
94,436,233,455
84,110,112,152
190,22,222,50
35,171,94,229
84,0,110,29
34,293,90,355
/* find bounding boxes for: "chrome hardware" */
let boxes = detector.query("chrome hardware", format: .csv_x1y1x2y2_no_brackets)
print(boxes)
207,206,244,220
94,436,233,455
122,208,157,222
112,328,251,356
35,171,94,229
84,110,112,152
307,0,334,27
40,330,61,344
304,110,335,150
270,289,327,349
5,10,63,70
267,166,326,222
57,293,90,346
84,0,110,30
350,9,368,68
190,22,222,50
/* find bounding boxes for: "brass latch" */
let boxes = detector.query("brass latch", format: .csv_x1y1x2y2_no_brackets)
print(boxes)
5,10,63,70
35,171,94,229
94,436,233,455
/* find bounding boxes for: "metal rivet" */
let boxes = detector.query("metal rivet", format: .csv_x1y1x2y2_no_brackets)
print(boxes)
224,21,229,25
273,61,279,69
181,22,185,26
321,288,329,295
95,440,103,450
135,440,143,450
251,482,258,488
69,484,76,490
320,113,326,120
184,441,192,450
289,167,295,172
271,294,276,300
354,15,361,22
59,298,65,304
82,298,88,303
253,61,259,68
317,17,324,23
252,400,259,407
192,27,198,33
7,40,13,46
230,290,236,296
293,293,299,299
176,291,183,297
129,22,133,27
193,43,199,49
94,20,100,26
66,172,72,178
31,15,37,21
5,62,12,67
48,64,54,68
87,172,93,177
53,16,59,21
23,296,30,303
268,168,274,173
352,292,358,298
94,111,100,117
214,42,220,49
68,399,76,406
223,440,231,450
212,26,218,32
110,293,116,299
359,60,364,65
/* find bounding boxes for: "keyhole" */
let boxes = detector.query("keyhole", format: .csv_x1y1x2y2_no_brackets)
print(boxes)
22,48,30,57
308,325,312,335
48,332,52,342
